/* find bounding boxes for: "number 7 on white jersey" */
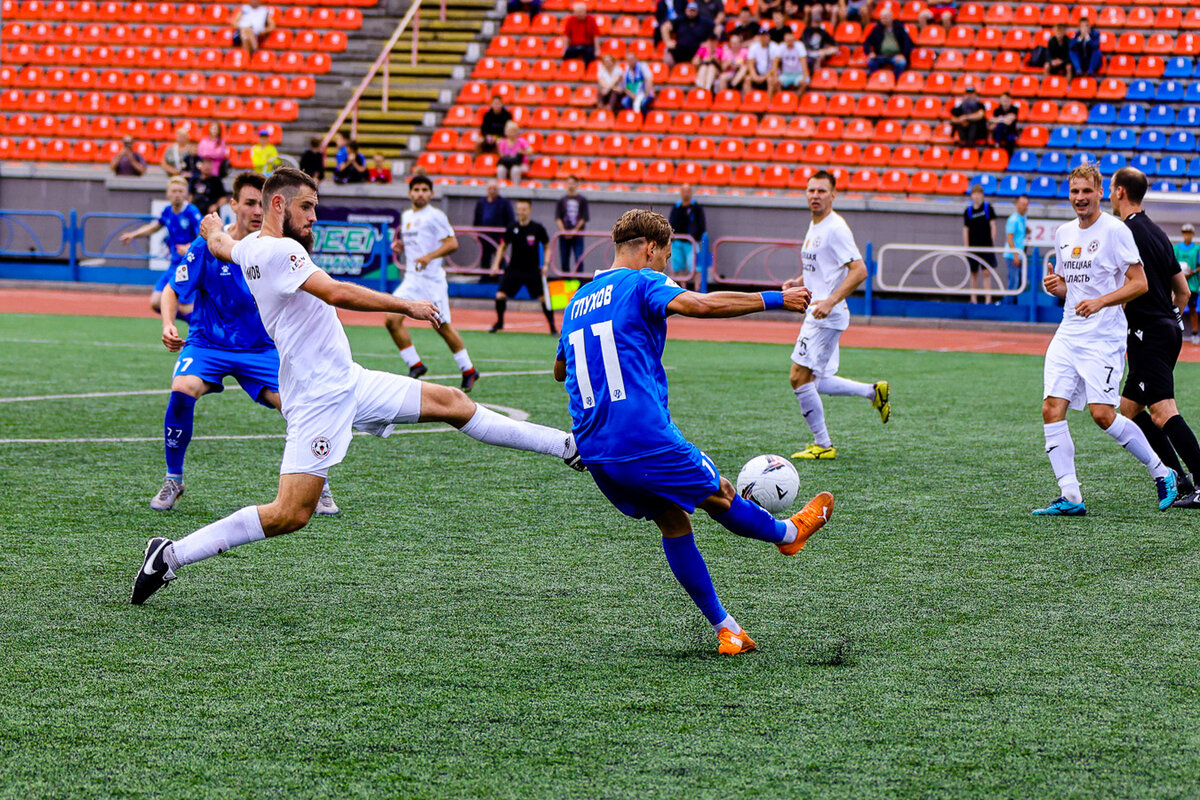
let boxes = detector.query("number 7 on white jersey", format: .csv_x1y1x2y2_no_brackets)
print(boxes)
568,320,626,408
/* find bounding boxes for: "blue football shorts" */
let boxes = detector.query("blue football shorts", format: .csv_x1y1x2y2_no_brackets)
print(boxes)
173,343,280,407
587,442,722,521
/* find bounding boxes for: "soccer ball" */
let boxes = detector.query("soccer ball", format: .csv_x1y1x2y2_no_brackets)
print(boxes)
736,455,801,514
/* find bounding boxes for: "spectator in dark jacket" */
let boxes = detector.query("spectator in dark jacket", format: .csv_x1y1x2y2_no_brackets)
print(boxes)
475,96,513,156
299,136,325,182
506,0,541,15
473,180,516,271
988,92,1019,153
863,9,912,79
1069,17,1102,77
801,6,839,72
664,2,715,68
950,85,987,146
1045,22,1073,80
668,184,706,274
727,7,760,41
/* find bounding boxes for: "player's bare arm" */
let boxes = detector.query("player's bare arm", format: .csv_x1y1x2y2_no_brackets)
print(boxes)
299,269,441,323
490,240,507,274
554,359,567,382
160,285,185,352
667,286,811,318
1171,271,1190,313
120,220,162,244
811,259,867,319
416,236,459,269
199,213,235,261
1043,264,1067,297
1075,263,1147,318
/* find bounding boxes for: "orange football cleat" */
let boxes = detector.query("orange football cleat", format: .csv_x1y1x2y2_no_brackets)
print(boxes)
778,491,834,556
716,626,757,655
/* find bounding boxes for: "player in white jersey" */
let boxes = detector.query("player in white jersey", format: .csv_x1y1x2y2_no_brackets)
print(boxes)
384,175,481,392
785,171,891,460
131,168,584,605
1035,164,1178,516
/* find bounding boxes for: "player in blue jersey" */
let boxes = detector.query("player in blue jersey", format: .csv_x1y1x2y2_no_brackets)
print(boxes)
554,209,836,655
153,172,338,515
121,176,204,318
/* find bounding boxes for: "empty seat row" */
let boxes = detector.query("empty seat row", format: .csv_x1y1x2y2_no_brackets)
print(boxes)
1087,102,1200,125
0,44,334,72
0,22,348,50
1046,127,1200,153
0,89,301,120
1,0,374,20
1,65,325,93
0,114,282,143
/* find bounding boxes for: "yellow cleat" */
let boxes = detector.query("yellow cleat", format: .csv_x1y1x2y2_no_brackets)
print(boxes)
779,491,834,555
872,380,891,423
717,626,757,655
792,443,837,460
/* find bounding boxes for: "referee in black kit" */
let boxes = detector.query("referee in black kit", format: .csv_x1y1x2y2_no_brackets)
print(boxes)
1111,166,1200,506
489,198,558,335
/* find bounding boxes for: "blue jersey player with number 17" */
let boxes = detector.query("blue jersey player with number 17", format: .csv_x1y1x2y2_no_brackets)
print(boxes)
554,209,836,655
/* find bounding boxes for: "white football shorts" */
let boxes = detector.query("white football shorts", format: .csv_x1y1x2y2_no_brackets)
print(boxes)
280,364,423,477
790,318,842,377
1042,333,1125,411
393,273,451,324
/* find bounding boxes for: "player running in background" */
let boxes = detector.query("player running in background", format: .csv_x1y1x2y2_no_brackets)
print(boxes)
555,209,834,655
1110,167,1200,508
153,172,338,515
488,198,557,334
787,171,890,461
1035,164,1177,516
384,176,481,392
132,168,582,605
121,176,202,318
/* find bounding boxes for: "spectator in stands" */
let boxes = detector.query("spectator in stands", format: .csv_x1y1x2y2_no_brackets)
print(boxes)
1069,17,1102,77
774,28,810,92
838,0,869,24
161,128,191,178
620,51,656,115
334,140,368,183
476,95,512,156
863,8,912,79
668,184,706,275
917,2,956,29
949,85,987,147
767,11,789,44
747,27,780,96
757,0,781,20
597,53,624,110
250,128,281,175
496,121,530,182
1044,22,1073,82
693,0,724,26
989,92,1019,154
474,180,515,272
198,122,229,178
506,0,541,16
663,2,715,69
188,158,227,214
801,7,839,73
555,176,589,273
563,2,601,65
720,34,750,92
333,131,349,170
727,7,760,42
299,136,325,182
369,154,392,183
110,135,147,176
1176,224,1199,344
1004,194,1029,297
693,34,729,92
230,0,275,57
963,184,997,304
653,0,677,46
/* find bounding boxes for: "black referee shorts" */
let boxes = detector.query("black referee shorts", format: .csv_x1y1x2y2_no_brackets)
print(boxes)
1123,318,1182,406
499,267,544,300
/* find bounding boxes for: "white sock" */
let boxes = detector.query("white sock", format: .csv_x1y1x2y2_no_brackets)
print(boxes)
1104,413,1170,479
169,505,265,568
794,383,832,447
817,376,875,399
1044,421,1082,503
714,613,742,634
452,348,474,373
459,405,567,456
399,346,421,367
780,518,799,544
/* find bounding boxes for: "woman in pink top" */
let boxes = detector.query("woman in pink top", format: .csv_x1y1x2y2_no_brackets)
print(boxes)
197,122,230,178
693,35,729,92
496,121,530,182
722,34,750,92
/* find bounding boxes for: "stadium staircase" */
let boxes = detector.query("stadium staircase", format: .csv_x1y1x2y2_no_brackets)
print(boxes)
415,0,1200,199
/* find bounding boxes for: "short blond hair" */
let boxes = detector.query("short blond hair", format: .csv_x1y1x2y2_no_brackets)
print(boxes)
1068,163,1102,188
167,176,188,190
611,209,673,249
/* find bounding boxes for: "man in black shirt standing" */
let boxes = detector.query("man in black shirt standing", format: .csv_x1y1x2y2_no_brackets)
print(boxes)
1112,166,1200,505
489,199,557,334
962,184,996,303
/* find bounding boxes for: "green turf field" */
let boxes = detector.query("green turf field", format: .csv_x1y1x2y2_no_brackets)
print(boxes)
3,312,1200,799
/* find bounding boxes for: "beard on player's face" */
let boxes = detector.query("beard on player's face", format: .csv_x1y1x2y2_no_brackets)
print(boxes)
283,208,314,251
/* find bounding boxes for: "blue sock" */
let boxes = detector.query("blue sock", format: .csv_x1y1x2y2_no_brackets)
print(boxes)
712,494,788,543
661,533,727,626
164,391,196,480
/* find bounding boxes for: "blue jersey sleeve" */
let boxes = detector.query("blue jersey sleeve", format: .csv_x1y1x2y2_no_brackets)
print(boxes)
158,206,171,227
638,269,686,319
169,238,206,303
185,204,203,230
555,333,565,363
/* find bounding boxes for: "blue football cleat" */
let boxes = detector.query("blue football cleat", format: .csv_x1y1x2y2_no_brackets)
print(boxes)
1032,497,1087,516
1156,469,1179,511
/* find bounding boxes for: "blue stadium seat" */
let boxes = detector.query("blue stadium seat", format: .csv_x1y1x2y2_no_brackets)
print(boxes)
1194,63,1200,80
1167,131,1197,153
1099,153,1127,173
1159,156,1188,178
1087,103,1117,125
1136,130,1167,151
1037,152,1069,174
1189,157,1200,178
1165,58,1194,79
1108,128,1137,150
1155,81,1186,103
1130,154,1158,176
1127,80,1156,101
1078,128,1107,149
1057,179,1070,199
1148,105,1176,126
1102,178,1111,200
1028,176,1057,198
1068,152,1097,170
1179,107,1200,128
1117,104,1146,125
1183,181,1200,194
968,174,997,194
1048,126,1078,148
995,175,1027,198
1186,83,1200,103
1009,150,1037,172
1151,180,1176,193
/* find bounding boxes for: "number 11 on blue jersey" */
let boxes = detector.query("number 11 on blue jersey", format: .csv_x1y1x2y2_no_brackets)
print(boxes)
567,319,626,408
